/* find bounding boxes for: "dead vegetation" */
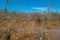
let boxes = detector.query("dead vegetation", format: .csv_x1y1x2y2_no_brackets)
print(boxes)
0,10,60,40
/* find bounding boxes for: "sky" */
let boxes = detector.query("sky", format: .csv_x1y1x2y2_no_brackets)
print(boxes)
0,0,60,12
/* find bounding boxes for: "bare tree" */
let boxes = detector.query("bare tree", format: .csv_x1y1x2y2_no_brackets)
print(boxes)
48,2,51,20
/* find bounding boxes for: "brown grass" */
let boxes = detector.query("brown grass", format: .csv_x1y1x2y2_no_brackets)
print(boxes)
0,16,60,40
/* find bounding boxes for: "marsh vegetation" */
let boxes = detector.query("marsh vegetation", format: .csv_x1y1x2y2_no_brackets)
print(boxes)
0,10,60,40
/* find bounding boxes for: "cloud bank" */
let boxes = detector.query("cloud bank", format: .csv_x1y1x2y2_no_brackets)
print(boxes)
31,7,48,11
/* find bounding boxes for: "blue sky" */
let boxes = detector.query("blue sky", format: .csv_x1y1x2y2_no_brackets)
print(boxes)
0,0,60,12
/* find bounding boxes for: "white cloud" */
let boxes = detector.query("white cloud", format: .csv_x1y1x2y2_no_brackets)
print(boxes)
31,7,48,11
31,7,60,12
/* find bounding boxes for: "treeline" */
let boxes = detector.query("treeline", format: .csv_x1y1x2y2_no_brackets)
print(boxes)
0,10,60,22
